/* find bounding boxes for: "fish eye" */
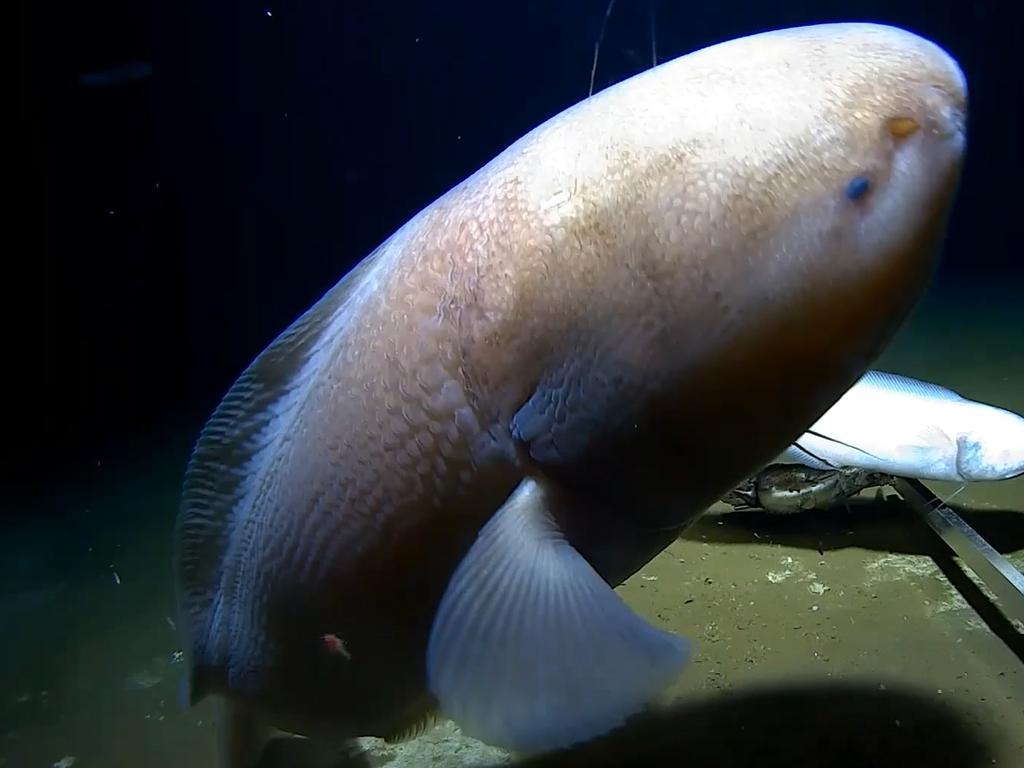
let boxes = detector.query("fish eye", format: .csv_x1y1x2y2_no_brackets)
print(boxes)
845,175,872,202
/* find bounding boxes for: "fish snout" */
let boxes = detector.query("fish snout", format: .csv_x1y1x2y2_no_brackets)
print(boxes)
916,57,968,146
874,25,967,144
882,37,968,168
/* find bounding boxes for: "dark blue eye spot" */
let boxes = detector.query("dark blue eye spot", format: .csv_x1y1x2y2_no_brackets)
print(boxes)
845,175,871,201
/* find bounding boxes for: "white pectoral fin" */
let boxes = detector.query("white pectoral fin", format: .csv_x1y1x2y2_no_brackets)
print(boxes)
908,424,955,453
426,477,690,755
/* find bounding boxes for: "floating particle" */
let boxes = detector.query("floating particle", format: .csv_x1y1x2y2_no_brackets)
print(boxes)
321,633,352,660
127,670,162,690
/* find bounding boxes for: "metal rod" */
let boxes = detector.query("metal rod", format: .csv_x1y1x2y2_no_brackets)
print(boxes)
893,476,1024,627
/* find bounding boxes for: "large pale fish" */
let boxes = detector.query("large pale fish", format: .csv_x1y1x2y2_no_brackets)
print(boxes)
173,22,968,766
779,370,1024,482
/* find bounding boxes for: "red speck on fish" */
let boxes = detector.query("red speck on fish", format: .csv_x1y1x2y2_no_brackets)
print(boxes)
321,633,352,660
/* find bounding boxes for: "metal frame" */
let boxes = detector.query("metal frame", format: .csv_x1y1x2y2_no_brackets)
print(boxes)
893,477,1024,628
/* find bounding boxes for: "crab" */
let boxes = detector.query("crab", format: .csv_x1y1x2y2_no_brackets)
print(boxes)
721,464,895,515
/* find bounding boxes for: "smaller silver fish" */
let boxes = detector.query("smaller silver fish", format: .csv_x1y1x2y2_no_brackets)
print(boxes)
779,371,1024,483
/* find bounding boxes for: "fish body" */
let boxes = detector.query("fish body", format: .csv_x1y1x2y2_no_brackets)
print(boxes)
173,22,968,765
780,371,1024,482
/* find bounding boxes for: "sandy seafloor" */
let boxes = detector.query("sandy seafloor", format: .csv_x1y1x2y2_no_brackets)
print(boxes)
3,279,1022,768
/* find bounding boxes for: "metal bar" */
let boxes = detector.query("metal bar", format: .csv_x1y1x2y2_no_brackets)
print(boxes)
893,476,1024,627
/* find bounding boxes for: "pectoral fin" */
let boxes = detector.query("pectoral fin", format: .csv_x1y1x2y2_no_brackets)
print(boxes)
426,476,690,755
908,424,955,453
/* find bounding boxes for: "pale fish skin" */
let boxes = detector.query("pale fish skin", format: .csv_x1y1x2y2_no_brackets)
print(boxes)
173,22,968,767
780,371,1024,482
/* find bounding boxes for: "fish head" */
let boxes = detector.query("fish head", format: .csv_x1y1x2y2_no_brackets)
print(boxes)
695,22,970,356
779,22,969,306
625,23,971,500
955,408,1024,481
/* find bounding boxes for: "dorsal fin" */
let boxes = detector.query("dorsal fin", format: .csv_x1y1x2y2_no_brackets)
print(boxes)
858,370,965,402
173,240,392,696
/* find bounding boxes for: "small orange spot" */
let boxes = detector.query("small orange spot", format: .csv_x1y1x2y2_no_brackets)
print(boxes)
321,633,352,660
888,117,920,139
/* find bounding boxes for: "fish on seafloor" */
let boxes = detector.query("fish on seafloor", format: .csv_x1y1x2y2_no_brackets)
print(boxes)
778,371,1024,483
173,22,969,767
723,371,1024,513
